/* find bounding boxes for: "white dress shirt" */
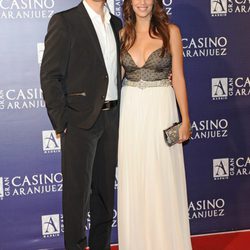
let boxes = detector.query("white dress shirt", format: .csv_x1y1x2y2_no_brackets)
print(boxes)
83,0,118,101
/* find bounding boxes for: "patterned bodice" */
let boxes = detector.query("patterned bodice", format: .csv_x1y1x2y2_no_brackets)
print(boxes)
121,48,172,82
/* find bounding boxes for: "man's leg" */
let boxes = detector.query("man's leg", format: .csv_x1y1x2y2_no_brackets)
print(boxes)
89,108,119,250
61,114,104,250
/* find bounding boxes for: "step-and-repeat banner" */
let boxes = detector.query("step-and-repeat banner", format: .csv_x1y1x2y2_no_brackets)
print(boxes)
0,0,249,249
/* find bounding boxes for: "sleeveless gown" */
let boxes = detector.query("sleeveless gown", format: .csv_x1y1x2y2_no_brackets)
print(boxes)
117,48,192,250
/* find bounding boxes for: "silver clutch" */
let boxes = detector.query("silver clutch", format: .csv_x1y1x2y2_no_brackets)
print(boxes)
163,122,182,147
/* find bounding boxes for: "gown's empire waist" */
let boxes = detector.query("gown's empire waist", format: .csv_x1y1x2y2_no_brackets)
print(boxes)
124,78,172,89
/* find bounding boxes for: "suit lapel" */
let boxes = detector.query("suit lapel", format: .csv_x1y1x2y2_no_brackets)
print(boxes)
76,3,106,67
110,16,122,97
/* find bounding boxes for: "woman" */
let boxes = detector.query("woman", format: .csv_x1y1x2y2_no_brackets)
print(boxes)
117,0,192,249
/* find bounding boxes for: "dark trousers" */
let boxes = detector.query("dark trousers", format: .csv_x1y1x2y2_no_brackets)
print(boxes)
61,107,118,250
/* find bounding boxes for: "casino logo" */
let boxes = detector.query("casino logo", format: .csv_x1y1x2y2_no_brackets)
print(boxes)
41,209,118,237
41,214,63,238
213,158,229,180
0,88,45,110
211,0,250,17
37,43,44,65
231,156,250,177
162,0,173,15
212,76,250,100
182,36,228,58
112,209,118,228
42,130,61,153
0,173,62,200
211,0,228,16
189,198,225,220
212,78,228,100
0,0,55,19
0,177,10,200
191,118,229,140
0,177,4,199
214,156,250,180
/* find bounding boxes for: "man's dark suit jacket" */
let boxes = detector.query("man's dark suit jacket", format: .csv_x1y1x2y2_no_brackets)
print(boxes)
41,3,122,133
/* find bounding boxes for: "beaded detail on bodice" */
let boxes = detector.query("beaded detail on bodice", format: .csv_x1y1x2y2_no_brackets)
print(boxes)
121,48,172,82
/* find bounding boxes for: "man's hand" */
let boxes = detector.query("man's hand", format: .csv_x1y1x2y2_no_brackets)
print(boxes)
56,128,67,139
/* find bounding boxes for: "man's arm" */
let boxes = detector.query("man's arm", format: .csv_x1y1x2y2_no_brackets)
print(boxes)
40,14,70,134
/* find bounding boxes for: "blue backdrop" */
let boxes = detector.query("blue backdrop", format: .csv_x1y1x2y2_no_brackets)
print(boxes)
0,0,249,249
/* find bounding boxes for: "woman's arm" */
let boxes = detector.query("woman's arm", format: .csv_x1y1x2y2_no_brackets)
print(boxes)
169,24,191,143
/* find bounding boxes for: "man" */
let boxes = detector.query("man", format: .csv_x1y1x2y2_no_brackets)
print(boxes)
40,0,122,249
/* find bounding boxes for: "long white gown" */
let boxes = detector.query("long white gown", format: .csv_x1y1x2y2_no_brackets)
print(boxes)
118,48,192,250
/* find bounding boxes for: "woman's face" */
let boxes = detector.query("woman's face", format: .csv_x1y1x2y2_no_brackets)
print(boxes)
131,0,154,19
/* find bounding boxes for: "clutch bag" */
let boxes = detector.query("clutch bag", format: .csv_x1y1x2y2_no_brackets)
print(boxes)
163,122,182,147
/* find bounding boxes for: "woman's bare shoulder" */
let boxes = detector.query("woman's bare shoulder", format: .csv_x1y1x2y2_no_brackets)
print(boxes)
168,23,181,37
168,23,183,54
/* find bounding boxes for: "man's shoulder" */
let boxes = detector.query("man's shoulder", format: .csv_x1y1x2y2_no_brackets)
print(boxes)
110,13,122,23
110,14,123,28
52,4,80,20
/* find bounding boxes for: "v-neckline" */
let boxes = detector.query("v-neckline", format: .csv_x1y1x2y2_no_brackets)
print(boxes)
126,47,162,69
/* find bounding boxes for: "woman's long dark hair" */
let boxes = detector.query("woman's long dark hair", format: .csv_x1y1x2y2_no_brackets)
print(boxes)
121,0,170,56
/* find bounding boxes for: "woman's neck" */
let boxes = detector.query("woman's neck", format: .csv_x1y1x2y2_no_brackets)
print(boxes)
135,17,151,33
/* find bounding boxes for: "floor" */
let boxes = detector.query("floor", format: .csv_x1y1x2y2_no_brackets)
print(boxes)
84,230,250,250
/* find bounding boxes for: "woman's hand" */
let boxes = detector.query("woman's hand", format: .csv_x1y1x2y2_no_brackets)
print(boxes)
178,122,191,143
